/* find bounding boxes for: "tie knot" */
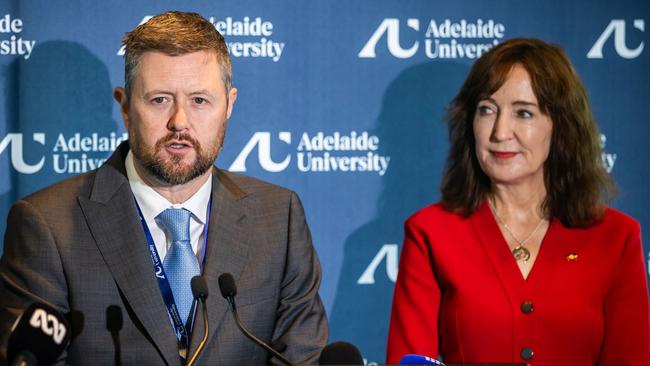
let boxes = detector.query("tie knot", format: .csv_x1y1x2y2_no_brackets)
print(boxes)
157,208,192,242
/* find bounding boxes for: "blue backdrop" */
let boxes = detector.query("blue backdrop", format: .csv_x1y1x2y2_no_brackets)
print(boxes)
1,1,648,364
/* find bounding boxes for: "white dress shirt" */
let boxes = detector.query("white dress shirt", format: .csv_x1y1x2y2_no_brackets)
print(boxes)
125,150,211,264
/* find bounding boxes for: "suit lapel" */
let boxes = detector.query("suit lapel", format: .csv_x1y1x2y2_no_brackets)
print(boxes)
78,144,180,366
188,168,253,360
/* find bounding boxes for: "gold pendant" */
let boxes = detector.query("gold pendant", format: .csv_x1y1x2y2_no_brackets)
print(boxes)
512,246,530,262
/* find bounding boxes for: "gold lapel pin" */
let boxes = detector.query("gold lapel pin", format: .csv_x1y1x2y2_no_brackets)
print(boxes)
566,253,578,262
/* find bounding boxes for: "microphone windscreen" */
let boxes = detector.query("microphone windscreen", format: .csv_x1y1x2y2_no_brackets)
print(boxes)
7,302,72,365
191,275,209,300
218,273,237,299
106,305,123,332
66,309,85,341
399,354,446,365
318,341,364,365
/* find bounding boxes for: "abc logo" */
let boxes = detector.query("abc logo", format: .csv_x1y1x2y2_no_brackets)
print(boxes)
29,308,67,345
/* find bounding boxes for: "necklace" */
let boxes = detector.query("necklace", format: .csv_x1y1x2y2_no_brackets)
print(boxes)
488,199,545,262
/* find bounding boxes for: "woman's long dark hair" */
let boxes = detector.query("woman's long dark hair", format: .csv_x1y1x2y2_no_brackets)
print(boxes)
441,38,616,227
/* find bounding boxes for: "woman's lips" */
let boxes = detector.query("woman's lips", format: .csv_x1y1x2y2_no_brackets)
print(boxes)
491,151,518,159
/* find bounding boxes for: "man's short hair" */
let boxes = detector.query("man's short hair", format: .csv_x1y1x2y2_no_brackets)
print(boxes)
121,11,232,97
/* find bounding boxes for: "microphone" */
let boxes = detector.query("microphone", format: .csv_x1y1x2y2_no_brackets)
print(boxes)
7,302,72,366
106,305,123,366
218,273,295,366
318,341,364,365
186,276,209,366
66,310,85,342
399,354,446,365
191,275,209,302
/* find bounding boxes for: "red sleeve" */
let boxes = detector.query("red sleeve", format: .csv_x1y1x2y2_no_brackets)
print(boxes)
386,216,441,364
598,222,650,365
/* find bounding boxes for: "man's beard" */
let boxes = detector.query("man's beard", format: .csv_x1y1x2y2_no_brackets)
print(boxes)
130,131,221,185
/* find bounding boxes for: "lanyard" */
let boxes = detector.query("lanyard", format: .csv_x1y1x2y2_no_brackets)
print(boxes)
133,197,212,353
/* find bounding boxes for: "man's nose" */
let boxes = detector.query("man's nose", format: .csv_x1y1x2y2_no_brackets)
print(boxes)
168,103,189,132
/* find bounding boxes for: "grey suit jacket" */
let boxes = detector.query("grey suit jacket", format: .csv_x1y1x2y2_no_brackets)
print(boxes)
0,142,328,365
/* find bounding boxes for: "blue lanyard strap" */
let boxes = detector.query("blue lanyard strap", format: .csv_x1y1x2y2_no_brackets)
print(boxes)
133,196,212,354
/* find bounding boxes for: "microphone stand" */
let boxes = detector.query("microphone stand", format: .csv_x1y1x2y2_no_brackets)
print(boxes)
187,298,209,366
226,296,294,366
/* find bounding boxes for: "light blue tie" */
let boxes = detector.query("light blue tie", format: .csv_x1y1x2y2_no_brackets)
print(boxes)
157,208,200,324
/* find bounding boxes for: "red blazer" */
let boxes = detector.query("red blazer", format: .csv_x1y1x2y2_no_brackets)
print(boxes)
386,201,650,366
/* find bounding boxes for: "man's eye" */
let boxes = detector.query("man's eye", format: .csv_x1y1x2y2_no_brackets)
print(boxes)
151,97,166,104
194,97,206,104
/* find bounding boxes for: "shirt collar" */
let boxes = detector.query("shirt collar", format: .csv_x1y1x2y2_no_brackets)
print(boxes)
125,150,212,224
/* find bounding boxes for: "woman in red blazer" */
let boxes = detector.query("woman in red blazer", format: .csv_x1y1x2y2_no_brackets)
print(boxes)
386,38,650,366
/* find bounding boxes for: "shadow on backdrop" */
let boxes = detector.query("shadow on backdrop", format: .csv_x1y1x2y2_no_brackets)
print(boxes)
0,41,117,250
328,60,468,363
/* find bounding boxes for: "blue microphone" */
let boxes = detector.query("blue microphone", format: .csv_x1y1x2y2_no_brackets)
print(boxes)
399,354,446,365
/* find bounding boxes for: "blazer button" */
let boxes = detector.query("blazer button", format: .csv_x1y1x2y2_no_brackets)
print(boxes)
520,301,534,314
520,347,534,360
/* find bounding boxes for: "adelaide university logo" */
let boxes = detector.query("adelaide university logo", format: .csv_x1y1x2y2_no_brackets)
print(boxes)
118,15,285,61
0,14,36,59
2,132,128,175
359,18,505,60
357,244,398,285
359,19,420,59
229,131,391,176
229,132,292,173
0,133,45,174
587,19,645,59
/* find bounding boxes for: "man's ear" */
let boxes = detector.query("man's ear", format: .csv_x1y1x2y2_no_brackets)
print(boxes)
226,87,238,119
114,87,130,129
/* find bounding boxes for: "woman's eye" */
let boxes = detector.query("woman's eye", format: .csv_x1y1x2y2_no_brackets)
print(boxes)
517,109,533,118
477,105,495,116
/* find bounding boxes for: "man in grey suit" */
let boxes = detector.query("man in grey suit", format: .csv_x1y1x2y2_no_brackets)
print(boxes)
0,11,327,365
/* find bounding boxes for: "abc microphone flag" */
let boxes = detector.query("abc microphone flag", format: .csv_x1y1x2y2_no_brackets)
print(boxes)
7,302,72,366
